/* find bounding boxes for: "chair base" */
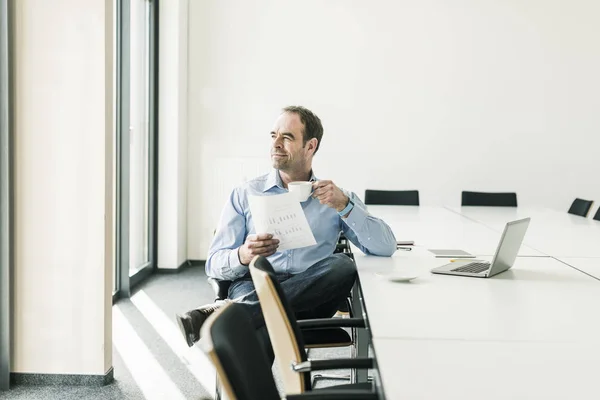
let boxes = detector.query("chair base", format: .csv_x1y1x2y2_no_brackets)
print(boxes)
312,373,350,387
312,373,373,388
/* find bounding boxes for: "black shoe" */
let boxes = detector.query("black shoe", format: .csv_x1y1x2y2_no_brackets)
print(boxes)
175,303,223,347
337,299,350,313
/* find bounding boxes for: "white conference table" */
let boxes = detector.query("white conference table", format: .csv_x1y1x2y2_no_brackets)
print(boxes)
355,250,600,342
556,257,600,281
352,205,600,399
367,205,545,257
374,338,600,400
446,206,600,258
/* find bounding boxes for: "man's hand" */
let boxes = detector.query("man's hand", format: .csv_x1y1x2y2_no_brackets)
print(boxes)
238,233,280,266
312,180,349,212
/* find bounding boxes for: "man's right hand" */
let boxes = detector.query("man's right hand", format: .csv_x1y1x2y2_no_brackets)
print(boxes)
238,233,280,266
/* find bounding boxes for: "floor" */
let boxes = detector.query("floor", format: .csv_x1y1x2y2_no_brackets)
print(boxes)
2,265,349,400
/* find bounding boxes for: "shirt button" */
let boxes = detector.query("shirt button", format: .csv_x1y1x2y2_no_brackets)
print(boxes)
288,253,291,258
368,237,371,240
352,222,356,226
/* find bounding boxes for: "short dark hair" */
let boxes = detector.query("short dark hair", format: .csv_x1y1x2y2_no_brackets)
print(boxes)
282,106,323,154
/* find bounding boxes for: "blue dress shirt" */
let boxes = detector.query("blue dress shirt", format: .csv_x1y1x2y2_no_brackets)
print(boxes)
206,169,397,280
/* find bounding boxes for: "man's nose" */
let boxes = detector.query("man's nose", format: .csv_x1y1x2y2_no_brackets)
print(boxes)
272,135,283,147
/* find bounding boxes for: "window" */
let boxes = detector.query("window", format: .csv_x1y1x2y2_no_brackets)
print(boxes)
0,0,12,390
114,0,157,299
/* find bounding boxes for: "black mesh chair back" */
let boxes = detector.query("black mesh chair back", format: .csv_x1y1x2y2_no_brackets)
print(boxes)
200,302,281,400
594,207,600,221
364,190,419,206
568,198,594,217
461,191,517,207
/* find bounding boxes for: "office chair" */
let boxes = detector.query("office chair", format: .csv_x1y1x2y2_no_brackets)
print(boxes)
593,207,600,221
461,191,518,207
207,237,356,398
249,256,373,394
568,198,594,217
200,303,378,400
364,189,419,205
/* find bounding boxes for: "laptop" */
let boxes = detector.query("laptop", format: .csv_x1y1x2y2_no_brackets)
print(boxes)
431,217,531,278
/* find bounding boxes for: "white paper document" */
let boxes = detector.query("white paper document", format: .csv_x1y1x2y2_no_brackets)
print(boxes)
248,193,317,251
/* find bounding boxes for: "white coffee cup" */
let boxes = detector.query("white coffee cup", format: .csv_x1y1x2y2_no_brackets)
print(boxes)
288,181,313,202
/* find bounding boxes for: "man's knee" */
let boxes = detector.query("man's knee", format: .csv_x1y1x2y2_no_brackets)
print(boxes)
328,253,357,281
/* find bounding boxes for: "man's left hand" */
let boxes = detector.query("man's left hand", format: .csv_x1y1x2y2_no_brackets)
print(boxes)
312,180,349,212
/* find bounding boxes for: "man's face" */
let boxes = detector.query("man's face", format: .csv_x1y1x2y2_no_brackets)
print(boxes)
270,112,314,172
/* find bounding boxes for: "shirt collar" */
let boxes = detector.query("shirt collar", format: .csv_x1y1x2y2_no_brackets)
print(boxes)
262,169,318,192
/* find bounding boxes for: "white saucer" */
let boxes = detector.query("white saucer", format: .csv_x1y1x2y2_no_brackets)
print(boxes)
375,272,419,282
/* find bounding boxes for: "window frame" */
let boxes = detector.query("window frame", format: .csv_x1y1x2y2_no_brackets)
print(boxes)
114,0,159,302
0,0,14,391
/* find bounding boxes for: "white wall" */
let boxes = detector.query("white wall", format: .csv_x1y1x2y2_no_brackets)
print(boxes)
13,0,113,375
158,0,189,269
187,0,600,260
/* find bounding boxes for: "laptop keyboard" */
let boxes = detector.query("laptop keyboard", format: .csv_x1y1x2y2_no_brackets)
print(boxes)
450,262,491,274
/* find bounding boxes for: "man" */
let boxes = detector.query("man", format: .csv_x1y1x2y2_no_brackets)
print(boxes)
176,106,396,349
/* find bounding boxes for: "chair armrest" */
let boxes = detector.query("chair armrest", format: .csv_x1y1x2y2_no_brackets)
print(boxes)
285,392,378,400
207,277,231,301
335,243,349,253
292,357,374,373
297,317,365,330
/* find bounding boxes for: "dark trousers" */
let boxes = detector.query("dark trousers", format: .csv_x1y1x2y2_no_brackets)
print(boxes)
227,253,357,363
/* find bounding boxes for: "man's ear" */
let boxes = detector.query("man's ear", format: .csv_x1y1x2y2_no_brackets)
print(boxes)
307,138,318,154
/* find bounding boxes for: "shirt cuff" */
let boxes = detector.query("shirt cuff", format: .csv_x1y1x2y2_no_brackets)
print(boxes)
227,249,249,278
342,201,367,231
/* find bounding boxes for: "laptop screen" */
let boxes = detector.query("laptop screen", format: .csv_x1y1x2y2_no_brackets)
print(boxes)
488,218,531,276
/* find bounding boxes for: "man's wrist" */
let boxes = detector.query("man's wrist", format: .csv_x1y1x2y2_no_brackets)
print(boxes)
338,198,354,217
336,196,350,212
335,197,350,213
237,247,249,266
